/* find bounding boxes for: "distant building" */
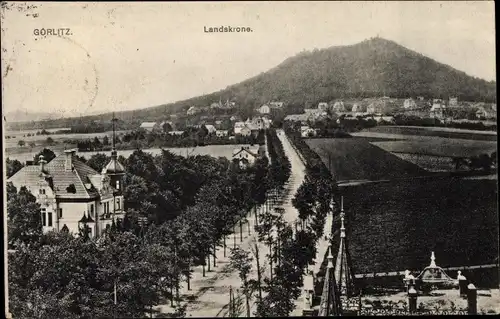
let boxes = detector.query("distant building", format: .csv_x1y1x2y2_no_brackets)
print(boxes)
7,148,125,238
258,104,271,115
403,98,417,109
430,101,446,119
204,124,217,134
187,106,199,115
417,96,425,101
449,97,458,107
216,130,229,137
168,130,185,136
232,146,260,169
367,98,400,114
332,101,346,113
475,105,496,119
300,126,316,138
318,102,329,111
373,115,395,123
139,122,160,132
269,101,285,109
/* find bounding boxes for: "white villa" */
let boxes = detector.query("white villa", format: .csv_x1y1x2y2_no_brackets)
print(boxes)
8,148,126,238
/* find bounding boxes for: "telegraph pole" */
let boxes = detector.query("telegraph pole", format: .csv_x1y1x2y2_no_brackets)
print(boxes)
3,115,12,319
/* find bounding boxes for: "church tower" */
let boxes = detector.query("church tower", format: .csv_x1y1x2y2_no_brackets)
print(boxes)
102,113,125,192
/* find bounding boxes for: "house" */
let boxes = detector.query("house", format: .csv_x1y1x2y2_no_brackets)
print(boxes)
234,121,259,136
403,98,417,109
216,130,229,137
300,126,317,138
204,124,217,134
475,106,496,119
374,115,395,123
269,101,285,109
232,146,260,169
168,130,185,136
318,102,329,111
284,114,309,124
139,122,160,132
367,98,400,114
258,104,271,115
449,97,458,107
187,106,199,115
230,115,240,122
430,101,446,119
7,148,126,239
332,101,346,113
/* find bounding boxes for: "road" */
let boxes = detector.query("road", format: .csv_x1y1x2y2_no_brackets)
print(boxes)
154,129,307,317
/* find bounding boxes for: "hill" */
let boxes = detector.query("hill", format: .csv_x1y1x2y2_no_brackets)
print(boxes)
6,37,496,129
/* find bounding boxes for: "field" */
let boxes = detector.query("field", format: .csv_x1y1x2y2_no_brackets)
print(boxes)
5,144,258,163
305,138,430,182
331,177,498,279
356,125,497,141
372,139,497,158
4,129,131,149
307,132,498,287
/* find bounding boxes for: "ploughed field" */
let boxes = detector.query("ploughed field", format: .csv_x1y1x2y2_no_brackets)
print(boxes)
333,177,498,276
305,138,430,182
356,125,497,141
306,134,498,286
372,139,497,158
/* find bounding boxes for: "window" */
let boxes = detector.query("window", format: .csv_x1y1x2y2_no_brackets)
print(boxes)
116,198,121,210
90,204,94,218
39,188,45,195
58,208,63,219
47,212,53,227
115,180,120,190
41,208,46,226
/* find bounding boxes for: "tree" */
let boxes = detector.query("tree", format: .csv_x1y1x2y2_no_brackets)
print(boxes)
18,140,25,147
6,158,24,178
103,135,110,146
33,148,56,164
162,122,173,133
29,141,36,149
86,153,111,172
46,137,54,145
7,183,43,248
229,247,254,317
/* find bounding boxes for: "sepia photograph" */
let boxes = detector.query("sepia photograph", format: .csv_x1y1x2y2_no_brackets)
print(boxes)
1,1,498,317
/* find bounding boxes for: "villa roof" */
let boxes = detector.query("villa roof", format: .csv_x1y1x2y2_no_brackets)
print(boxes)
8,151,101,199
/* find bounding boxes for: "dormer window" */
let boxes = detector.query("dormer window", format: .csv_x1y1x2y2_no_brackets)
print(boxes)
39,188,46,195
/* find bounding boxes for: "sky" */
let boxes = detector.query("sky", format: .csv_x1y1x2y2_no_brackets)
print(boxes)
1,1,496,117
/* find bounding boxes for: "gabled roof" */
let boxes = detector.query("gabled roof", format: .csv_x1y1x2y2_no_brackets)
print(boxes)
232,146,259,158
8,152,101,199
140,122,158,128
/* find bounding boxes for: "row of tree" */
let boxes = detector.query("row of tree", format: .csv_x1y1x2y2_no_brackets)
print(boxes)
68,127,266,152
7,129,294,318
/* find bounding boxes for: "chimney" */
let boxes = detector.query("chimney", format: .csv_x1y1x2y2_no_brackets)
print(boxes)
64,149,76,171
39,155,47,172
